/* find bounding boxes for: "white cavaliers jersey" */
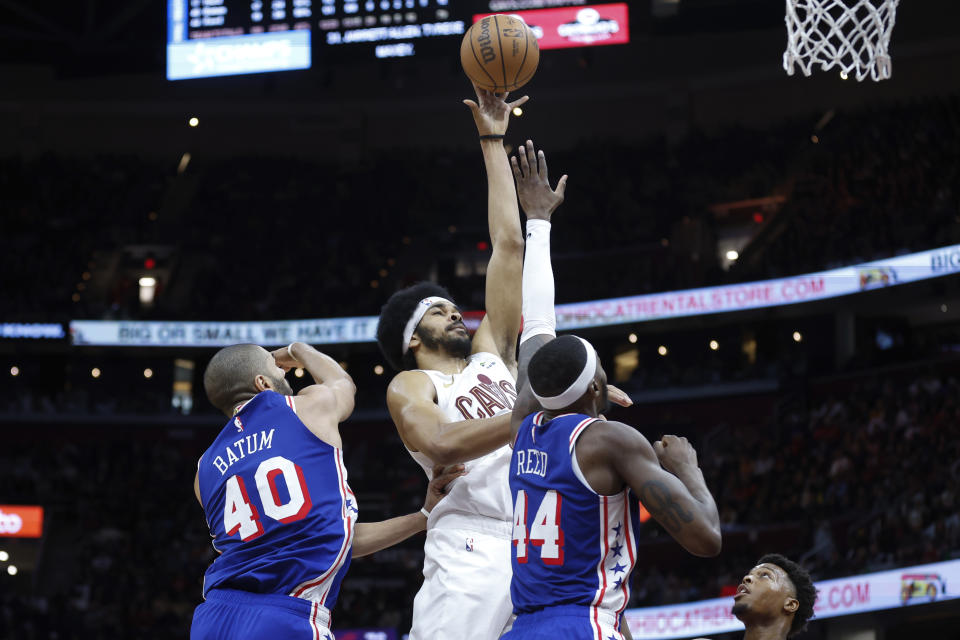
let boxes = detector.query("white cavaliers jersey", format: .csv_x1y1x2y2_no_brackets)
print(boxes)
407,352,518,534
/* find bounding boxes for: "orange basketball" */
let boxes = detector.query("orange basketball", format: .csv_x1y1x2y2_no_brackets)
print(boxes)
460,15,540,93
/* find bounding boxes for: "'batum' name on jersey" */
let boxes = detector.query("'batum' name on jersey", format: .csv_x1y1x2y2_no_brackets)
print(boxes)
516,448,548,478
211,429,275,475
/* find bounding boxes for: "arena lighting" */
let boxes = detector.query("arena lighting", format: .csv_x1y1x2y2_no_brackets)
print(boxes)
6,566,16,576
9,366,18,377
657,345,668,356
725,250,739,261
942,304,948,312
793,331,803,342
188,116,199,127
0,550,8,561
840,70,849,80
628,333,637,344
709,340,719,351
512,107,523,117
139,277,157,305
91,368,101,378
374,365,384,375
294,367,305,378
811,134,820,144
143,368,154,379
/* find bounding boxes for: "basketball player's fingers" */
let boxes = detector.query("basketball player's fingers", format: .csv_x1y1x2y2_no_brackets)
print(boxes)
555,175,569,199
653,440,665,457
524,141,538,177
536,148,549,181
462,99,479,114
509,95,530,109
518,145,531,178
607,384,632,407
511,156,525,181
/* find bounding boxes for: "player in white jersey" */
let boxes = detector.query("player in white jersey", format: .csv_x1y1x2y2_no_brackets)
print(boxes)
375,88,574,638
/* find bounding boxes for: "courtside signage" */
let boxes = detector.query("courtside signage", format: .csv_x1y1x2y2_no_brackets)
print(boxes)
0,323,65,339
624,559,960,639
0,506,44,538
70,316,379,348
555,242,960,329
68,244,960,346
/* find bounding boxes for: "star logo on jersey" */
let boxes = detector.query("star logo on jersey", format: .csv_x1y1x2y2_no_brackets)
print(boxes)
612,578,623,591
234,417,244,432
610,541,623,558
610,561,627,575
345,499,358,514
612,521,623,537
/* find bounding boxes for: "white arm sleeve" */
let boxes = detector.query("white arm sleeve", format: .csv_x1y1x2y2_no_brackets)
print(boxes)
520,219,556,344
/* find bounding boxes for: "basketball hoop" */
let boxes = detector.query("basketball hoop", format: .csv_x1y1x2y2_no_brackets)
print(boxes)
783,0,900,82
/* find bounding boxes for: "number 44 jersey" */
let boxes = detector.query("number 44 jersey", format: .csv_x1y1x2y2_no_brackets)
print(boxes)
197,390,357,608
510,412,642,619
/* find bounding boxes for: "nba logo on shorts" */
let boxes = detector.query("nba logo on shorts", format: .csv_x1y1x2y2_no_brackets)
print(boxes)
465,537,474,552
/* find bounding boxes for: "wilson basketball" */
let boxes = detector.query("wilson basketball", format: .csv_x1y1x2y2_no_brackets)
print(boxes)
460,15,540,93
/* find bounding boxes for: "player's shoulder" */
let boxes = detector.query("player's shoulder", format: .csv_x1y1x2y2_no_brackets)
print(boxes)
467,351,509,368
386,370,435,402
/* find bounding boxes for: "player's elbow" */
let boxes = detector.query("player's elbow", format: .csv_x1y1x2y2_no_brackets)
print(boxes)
686,526,722,557
422,439,461,466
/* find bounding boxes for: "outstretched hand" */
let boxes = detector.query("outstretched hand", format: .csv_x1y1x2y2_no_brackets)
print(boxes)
270,344,301,372
463,82,529,137
423,463,467,513
511,139,567,221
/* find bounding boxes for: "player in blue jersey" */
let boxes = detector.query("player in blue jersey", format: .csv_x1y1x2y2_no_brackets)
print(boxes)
506,335,721,640
191,341,464,640
733,554,817,639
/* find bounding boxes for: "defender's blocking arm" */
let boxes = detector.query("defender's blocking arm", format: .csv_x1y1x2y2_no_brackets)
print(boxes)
577,422,721,557
353,464,465,557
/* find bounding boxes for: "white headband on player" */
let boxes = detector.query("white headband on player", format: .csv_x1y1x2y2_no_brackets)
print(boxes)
402,296,455,354
532,337,598,410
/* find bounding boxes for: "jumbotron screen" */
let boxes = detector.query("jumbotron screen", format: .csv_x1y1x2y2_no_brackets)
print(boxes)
166,0,630,79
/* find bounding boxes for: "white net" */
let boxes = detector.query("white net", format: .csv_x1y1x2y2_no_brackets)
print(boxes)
783,0,900,82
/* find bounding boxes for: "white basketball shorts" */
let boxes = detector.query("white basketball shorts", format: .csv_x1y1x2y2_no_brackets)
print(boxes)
408,526,515,640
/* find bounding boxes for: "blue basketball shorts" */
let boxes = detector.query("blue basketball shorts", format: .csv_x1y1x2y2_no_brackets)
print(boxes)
191,588,333,640
502,605,625,640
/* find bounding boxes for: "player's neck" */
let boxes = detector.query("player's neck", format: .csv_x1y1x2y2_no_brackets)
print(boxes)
742,618,791,640
415,349,467,375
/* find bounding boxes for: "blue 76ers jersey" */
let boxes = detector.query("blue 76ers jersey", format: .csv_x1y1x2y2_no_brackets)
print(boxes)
510,412,641,620
198,390,357,610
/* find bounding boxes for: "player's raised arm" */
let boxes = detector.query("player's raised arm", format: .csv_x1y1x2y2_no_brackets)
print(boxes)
463,84,527,370
353,464,465,557
271,342,356,447
579,423,721,557
386,370,512,465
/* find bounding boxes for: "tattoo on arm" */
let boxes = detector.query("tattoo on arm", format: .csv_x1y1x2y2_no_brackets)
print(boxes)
639,480,694,533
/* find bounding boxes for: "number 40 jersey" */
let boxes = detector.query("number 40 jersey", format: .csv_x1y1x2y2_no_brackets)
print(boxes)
510,412,642,619
197,390,357,609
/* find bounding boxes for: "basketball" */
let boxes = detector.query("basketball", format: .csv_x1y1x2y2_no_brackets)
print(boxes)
460,15,540,93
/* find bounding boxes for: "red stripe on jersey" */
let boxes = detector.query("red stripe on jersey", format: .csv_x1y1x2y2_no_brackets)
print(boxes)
569,417,595,451
291,448,353,600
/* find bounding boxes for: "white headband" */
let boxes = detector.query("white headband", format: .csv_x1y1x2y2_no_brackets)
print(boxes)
532,337,598,410
402,297,454,354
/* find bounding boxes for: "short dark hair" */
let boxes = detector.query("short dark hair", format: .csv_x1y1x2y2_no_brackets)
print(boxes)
203,344,267,415
527,335,590,399
758,553,817,637
377,282,455,371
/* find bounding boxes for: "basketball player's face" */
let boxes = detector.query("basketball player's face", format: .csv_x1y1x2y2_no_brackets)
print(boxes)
415,303,471,359
732,563,797,621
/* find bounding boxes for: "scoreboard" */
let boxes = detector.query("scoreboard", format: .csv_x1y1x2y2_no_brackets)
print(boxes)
167,0,630,80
